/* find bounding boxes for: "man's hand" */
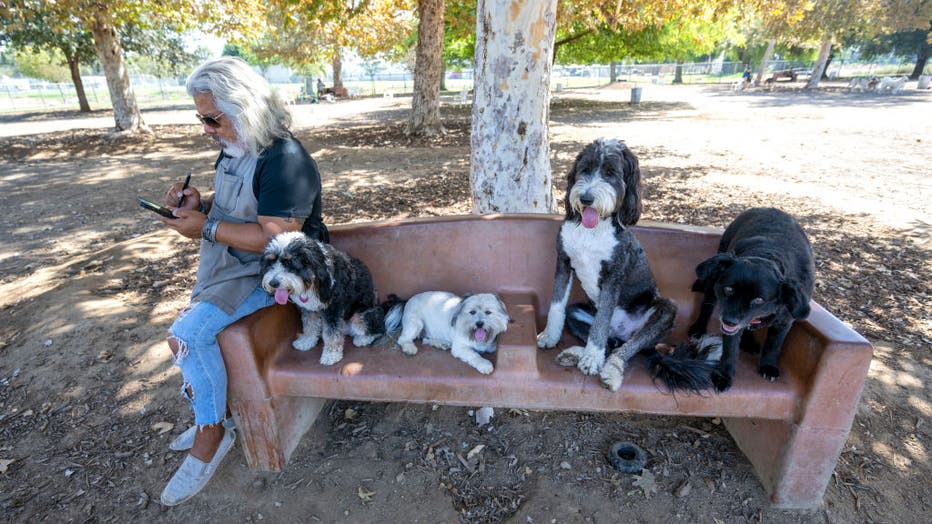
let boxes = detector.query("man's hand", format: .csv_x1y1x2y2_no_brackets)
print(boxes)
164,182,203,212
159,208,206,240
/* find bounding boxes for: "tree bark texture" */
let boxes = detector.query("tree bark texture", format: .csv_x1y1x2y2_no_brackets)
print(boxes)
470,0,558,214
406,0,446,136
754,39,776,87
89,10,147,132
805,35,832,89
909,44,928,80
332,51,343,90
67,54,91,113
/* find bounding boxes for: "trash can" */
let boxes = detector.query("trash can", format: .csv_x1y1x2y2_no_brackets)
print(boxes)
630,87,642,104
919,75,931,89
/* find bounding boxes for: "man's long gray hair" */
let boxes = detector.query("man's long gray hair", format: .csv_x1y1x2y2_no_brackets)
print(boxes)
186,57,292,155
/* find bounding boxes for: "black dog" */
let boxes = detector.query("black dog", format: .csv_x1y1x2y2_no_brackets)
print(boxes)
689,207,815,392
536,138,677,391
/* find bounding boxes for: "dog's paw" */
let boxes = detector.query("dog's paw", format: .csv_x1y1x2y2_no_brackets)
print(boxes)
319,347,344,366
759,364,781,382
352,334,377,347
399,342,418,356
711,369,734,392
537,329,560,349
599,356,626,391
423,337,451,351
555,345,584,367
577,346,605,375
472,358,494,375
293,335,318,351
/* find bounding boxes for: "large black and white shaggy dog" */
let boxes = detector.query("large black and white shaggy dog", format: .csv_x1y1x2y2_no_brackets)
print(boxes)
537,138,677,391
260,231,386,366
689,207,815,392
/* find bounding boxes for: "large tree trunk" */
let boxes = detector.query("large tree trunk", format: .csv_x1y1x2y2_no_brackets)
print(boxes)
754,39,776,87
406,0,446,136
332,50,343,90
88,9,147,132
470,0,558,214
805,35,832,89
673,62,683,84
909,44,929,80
610,61,618,83
65,52,91,113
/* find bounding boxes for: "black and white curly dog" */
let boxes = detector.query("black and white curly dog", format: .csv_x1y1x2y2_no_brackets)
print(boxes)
689,207,815,392
537,138,684,391
260,231,386,366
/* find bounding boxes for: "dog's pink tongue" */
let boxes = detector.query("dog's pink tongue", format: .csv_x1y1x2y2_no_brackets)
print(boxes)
474,328,488,343
582,207,599,229
274,288,290,305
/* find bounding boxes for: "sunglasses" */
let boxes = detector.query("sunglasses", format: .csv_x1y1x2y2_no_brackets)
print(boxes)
195,111,224,128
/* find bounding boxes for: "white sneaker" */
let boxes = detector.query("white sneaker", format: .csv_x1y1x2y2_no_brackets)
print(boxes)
160,427,235,506
169,418,236,451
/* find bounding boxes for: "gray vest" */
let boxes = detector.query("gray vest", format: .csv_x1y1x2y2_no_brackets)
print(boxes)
190,153,263,314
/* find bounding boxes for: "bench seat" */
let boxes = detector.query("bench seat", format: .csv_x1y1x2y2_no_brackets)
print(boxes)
218,214,872,509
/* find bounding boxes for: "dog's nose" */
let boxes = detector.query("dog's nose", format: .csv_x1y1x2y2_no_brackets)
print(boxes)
269,279,280,288
475,320,484,328
580,194,594,206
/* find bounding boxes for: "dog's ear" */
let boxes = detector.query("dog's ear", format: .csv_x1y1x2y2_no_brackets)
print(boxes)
781,280,811,320
618,145,641,226
304,242,333,302
695,253,736,286
450,297,469,327
563,154,582,220
493,294,511,324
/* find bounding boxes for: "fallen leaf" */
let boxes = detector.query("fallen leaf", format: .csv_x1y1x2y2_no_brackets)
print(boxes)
0,459,14,474
151,422,174,434
466,444,485,461
633,469,658,498
357,486,376,502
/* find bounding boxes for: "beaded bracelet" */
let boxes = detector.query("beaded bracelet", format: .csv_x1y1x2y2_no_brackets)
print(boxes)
202,218,220,243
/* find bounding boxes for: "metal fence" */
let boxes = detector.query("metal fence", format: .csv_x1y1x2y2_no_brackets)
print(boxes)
0,59,923,114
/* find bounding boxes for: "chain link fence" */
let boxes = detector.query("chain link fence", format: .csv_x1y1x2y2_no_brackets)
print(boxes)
1,58,923,114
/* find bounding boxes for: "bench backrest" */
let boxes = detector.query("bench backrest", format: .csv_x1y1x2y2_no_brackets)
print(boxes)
328,214,722,339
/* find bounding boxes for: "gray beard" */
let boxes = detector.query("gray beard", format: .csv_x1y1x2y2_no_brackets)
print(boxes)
217,136,247,158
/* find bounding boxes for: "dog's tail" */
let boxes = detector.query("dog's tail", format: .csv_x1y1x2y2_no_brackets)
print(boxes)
381,294,407,333
645,335,722,394
566,302,623,349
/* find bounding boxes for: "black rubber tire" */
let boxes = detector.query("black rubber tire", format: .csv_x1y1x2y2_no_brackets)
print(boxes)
607,441,647,473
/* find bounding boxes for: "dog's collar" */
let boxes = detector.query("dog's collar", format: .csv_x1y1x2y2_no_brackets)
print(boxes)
298,294,310,303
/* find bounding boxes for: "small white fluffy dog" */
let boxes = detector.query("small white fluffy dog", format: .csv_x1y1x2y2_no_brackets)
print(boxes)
878,76,908,93
390,292,509,374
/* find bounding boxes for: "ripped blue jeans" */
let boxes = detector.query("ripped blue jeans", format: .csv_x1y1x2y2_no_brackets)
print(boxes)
168,285,274,426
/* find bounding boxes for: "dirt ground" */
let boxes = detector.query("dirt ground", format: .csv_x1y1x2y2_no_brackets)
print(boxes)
0,81,929,523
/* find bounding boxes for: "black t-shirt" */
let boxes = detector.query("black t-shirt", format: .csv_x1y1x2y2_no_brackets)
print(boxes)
215,134,328,242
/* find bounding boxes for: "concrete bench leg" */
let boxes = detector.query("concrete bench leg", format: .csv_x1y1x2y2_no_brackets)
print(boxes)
726,311,873,509
219,304,325,472
230,396,327,472
725,417,850,509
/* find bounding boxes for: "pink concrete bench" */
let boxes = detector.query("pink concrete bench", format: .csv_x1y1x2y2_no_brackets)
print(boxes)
218,214,873,509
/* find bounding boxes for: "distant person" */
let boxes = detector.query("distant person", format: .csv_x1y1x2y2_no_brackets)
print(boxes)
742,65,752,87
156,56,326,506
317,78,325,97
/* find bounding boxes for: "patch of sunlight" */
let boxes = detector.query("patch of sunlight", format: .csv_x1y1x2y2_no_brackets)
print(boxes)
871,440,913,470
902,434,927,463
75,297,126,319
114,340,177,416
702,172,928,230
906,394,931,417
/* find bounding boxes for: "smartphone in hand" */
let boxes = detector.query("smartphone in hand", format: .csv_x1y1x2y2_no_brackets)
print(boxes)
137,196,177,219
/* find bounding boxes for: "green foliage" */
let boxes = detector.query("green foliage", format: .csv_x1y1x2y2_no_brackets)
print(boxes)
14,47,71,82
